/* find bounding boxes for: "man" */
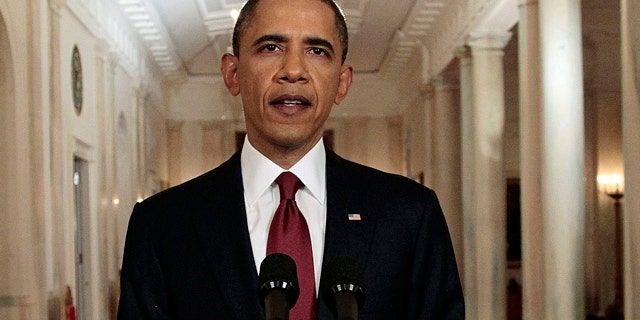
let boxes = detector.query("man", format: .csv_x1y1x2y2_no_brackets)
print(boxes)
117,0,464,319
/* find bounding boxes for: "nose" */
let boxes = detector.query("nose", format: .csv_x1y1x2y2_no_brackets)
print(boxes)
277,51,309,84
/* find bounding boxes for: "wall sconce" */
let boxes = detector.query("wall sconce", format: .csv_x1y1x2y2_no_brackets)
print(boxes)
597,174,624,200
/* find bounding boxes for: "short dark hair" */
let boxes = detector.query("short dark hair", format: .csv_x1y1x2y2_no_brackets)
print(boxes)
232,0,349,64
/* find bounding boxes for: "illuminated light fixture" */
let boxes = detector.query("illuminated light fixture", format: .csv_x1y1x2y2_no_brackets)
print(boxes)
597,174,624,199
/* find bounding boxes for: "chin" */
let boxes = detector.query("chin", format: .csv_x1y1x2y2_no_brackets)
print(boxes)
273,137,306,149
270,132,313,149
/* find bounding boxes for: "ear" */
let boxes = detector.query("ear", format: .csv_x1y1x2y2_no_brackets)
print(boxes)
334,65,353,105
221,53,241,96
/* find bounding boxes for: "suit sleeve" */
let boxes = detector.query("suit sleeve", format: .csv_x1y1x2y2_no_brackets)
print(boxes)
408,189,465,319
117,202,171,320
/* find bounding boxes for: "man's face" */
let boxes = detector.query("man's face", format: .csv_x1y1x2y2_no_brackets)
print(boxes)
222,0,353,156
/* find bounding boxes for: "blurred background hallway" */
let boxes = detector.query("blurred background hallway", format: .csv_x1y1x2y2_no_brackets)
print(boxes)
1,0,638,318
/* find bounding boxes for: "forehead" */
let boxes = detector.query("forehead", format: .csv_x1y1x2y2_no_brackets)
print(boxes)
243,0,340,44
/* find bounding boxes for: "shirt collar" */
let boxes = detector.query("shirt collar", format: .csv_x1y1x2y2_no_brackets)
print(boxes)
240,137,326,207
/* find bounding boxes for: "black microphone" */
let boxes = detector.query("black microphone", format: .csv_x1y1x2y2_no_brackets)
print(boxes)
321,256,365,320
258,253,300,320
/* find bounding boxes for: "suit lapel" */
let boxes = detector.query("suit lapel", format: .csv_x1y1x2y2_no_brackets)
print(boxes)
318,151,378,319
322,150,377,274
189,153,262,319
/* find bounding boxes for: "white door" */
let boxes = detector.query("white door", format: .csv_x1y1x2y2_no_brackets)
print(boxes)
73,157,90,319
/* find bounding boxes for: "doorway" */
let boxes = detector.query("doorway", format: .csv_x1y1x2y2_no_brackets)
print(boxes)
73,157,90,319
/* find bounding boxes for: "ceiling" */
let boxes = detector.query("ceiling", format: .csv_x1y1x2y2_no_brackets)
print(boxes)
117,0,449,78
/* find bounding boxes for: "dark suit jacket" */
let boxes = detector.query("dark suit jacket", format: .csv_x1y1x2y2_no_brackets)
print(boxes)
118,150,464,319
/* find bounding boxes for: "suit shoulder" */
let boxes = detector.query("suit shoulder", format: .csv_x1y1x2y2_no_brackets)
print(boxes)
134,152,241,218
331,153,435,198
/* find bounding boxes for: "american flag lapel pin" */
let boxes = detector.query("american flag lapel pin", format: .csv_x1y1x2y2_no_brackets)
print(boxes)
348,213,362,221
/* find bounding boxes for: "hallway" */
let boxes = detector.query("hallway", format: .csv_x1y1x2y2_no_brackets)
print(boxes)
1,0,639,319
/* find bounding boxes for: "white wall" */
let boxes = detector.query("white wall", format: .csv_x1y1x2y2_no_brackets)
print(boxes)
0,0,43,318
0,0,169,318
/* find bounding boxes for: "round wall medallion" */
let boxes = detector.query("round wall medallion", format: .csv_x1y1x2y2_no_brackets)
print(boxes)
71,45,83,115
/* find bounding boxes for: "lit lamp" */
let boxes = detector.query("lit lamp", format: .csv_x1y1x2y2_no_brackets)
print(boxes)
597,174,624,319
597,174,624,200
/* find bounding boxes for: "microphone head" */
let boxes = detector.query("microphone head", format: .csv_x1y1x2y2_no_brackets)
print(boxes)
320,256,365,310
258,253,300,309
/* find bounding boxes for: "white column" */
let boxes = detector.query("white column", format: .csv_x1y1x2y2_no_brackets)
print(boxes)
583,67,601,315
517,1,544,319
180,121,205,182
468,31,512,320
431,76,463,277
48,2,69,305
133,82,147,200
422,86,435,187
27,0,53,317
201,120,223,170
167,120,184,187
621,0,640,317
456,46,475,319
539,0,585,318
96,42,121,317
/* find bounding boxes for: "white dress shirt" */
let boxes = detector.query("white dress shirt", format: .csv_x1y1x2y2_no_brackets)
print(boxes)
241,137,327,291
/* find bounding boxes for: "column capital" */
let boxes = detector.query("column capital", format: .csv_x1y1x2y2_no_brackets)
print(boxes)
455,46,471,60
468,31,513,51
50,0,68,11
431,76,460,91
419,83,435,98
518,0,539,7
166,120,184,131
131,81,148,94
94,39,112,60
107,51,121,72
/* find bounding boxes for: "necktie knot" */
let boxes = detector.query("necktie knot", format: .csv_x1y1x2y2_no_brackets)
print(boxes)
276,172,303,201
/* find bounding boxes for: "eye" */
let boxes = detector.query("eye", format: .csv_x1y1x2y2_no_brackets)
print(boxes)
309,47,327,56
262,44,280,52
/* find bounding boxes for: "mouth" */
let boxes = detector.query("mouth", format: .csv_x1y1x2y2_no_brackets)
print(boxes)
269,94,312,113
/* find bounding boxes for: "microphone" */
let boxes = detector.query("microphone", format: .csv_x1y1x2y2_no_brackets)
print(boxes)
321,256,365,320
258,253,300,320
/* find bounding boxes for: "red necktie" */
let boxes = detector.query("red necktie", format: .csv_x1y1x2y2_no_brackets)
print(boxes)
266,172,316,320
